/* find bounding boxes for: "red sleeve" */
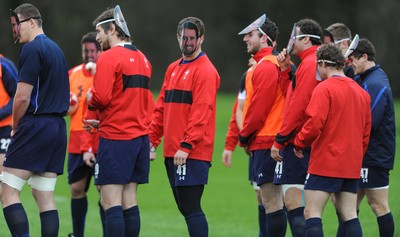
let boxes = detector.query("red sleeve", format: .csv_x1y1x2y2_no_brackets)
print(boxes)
279,67,291,97
89,53,116,110
294,86,328,149
224,99,239,151
180,65,220,151
239,62,279,144
363,100,372,155
274,60,318,149
149,69,169,147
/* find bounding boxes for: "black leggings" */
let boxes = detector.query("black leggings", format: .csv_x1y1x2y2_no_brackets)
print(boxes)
172,185,205,217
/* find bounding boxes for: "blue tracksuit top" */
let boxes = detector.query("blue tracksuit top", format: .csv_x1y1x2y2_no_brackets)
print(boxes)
355,65,396,170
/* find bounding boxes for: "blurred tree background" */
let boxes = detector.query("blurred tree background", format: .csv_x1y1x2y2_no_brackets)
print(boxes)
1,0,399,96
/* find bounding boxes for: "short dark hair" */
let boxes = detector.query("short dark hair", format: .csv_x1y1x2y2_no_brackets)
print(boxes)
326,23,352,42
317,44,345,70
350,38,376,62
81,32,100,51
296,18,322,46
177,17,205,37
93,8,129,41
14,3,42,27
259,18,278,47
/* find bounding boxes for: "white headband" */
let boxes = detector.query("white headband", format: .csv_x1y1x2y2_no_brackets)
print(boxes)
96,18,115,27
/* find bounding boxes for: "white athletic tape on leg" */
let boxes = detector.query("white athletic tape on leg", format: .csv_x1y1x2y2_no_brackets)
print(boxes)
28,175,57,191
0,173,3,182
282,184,304,197
2,171,27,191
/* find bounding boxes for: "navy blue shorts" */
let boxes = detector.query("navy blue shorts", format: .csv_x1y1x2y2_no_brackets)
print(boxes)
359,166,390,189
94,135,150,185
4,115,67,174
0,125,12,154
248,155,256,183
252,149,277,186
164,158,210,187
273,144,310,185
68,153,93,187
305,173,359,193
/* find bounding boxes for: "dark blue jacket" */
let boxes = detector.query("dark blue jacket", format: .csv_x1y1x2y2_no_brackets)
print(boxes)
355,65,396,170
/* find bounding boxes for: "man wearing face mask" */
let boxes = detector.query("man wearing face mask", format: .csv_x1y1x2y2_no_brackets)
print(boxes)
149,17,220,237
236,14,287,237
84,5,153,237
67,32,103,237
270,18,322,236
293,44,371,237
347,38,396,237
324,23,355,79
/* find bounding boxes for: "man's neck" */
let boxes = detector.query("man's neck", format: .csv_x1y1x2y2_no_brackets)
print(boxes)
182,48,202,61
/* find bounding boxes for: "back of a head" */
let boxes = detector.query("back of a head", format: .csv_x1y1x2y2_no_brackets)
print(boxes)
326,23,351,41
81,32,101,51
14,3,42,28
317,44,345,70
352,38,376,62
296,18,322,46
177,17,205,38
93,8,129,41
259,18,278,47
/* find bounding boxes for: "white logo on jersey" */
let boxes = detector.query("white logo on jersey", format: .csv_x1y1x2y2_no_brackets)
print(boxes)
182,70,190,80
130,58,135,62
258,173,263,178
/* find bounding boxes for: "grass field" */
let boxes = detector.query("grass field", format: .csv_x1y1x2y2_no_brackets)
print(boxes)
0,93,399,236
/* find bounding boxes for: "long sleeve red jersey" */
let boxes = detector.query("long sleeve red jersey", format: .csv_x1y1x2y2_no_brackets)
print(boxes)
224,99,239,151
274,46,319,149
149,53,220,162
89,44,153,140
238,48,284,151
294,76,371,178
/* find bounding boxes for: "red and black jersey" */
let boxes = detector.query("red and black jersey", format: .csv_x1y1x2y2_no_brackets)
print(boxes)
274,46,319,149
149,53,220,162
89,44,153,140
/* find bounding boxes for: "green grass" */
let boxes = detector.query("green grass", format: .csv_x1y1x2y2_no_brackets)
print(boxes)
1,93,399,236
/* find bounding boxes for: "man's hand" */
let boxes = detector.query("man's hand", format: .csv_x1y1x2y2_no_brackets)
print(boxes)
82,119,99,133
277,48,291,72
174,149,189,166
271,145,283,162
294,148,304,158
83,151,96,167
222,149,233,167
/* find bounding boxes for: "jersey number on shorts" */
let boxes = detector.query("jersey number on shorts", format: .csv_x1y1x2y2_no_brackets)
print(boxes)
360,168,369,183
274,161,283,178
1,138,11,150
177,164,187,181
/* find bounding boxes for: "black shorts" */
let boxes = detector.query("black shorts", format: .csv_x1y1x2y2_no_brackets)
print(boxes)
359,166,390,189
165,158,210,187
305,173,359,193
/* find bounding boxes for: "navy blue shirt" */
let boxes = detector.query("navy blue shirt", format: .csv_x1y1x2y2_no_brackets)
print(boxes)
18,34,69,116
0,56,18,120
355,65,396,170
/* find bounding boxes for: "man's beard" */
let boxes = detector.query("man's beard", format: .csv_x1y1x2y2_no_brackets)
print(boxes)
101,40,111,51
182,44,196,56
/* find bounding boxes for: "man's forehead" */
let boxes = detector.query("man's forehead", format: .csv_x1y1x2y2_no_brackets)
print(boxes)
181,28,196,35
